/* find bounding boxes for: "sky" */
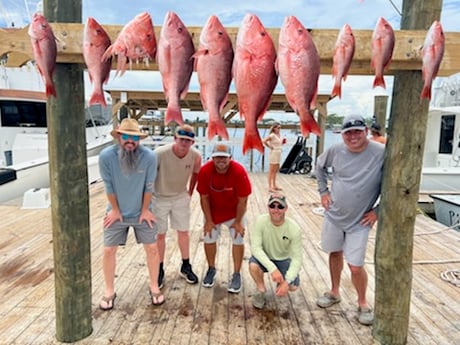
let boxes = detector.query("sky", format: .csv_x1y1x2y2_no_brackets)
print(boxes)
1,0,460,121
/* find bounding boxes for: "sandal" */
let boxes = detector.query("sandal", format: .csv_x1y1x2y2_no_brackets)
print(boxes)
99,292,117,311
150,290,165,306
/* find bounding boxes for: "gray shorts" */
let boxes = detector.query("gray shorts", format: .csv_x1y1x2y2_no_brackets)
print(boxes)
153,193,191,234
203,218,245,245
249,256,300,286
104,217,157,246
321,217,370,266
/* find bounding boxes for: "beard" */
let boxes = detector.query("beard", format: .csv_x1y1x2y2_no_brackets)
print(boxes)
118,145,140,175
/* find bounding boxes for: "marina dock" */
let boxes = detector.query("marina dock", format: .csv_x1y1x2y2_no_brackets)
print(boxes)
0,173,459,345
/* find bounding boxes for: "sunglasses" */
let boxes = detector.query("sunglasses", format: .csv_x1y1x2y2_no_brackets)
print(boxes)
177,129,195,138
269,203,285,210
121,133,140,141
342,119,366,130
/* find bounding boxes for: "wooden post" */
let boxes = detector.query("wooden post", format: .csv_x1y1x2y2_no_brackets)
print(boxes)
373,0,442,343
316,109,326,159
373,95,388,135
46,0,92,342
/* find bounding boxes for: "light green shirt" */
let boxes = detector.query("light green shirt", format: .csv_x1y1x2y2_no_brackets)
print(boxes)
250,214,302,283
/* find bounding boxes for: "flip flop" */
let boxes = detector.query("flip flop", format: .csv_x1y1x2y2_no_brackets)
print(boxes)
99,292,117,311
150,290,165,306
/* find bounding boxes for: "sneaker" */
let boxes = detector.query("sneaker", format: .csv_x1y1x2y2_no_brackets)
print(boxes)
202,267,216,288
158,265,165,289
252,291,265,309
358,307,374,326
227,272,241,293
180,262,199,284
316,292,341,308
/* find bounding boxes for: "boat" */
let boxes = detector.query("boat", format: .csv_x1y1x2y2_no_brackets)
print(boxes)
0,68,113,203
420,74,460,193
429,194,460,230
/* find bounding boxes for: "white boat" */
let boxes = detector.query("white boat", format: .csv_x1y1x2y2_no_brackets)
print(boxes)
429,194,460,230
420,74,460,193
0,70,113,203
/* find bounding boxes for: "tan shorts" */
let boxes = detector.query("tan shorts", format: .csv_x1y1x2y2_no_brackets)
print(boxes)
153,192,191,234
269,149,281,164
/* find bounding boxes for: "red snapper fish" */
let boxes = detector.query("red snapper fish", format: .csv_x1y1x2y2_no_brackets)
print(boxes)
194,15,233,140
83,17,112,107
371,17,395,89
158,11,195,125
102,12,156,76
233,14,278,154
420,21,445,100
331,24,355,99
277,16,320,137
28,13,57,97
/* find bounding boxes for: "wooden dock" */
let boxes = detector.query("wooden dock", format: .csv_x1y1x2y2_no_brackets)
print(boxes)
0,173,459,345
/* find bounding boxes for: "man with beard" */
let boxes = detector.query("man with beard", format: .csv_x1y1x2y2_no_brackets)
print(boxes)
153,124,201,288
197,143,252,294
98,118,164,309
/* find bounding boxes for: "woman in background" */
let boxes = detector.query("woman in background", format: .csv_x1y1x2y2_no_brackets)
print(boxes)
263,122,285,192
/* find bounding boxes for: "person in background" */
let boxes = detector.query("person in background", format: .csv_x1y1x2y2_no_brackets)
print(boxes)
263,122,286,192
153,124,202,289
249,193,302,309
315,114,384,326
369,123,387,144
196,143,252,293
98,118,164,309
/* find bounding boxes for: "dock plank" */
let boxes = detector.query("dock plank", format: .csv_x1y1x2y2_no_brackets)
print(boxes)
0,173,459,345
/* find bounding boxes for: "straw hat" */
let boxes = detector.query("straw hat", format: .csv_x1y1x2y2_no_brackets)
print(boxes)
111,118,148,139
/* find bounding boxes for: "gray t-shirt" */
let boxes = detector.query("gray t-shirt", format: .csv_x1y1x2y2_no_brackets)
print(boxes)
316,141,385,231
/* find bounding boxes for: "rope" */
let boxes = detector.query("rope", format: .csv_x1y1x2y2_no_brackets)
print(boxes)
440,270,460,287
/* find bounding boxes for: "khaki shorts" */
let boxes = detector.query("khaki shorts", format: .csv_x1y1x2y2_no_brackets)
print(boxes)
153,192,191,234
320,217,370,267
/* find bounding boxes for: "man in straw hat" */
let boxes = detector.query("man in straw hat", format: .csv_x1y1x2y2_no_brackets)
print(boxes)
249,193,302,309
153,124,202,289
98,118,164,309
196,143,252,294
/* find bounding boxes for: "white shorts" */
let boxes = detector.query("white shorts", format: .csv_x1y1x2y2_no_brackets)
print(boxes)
153,192,191,234
203,218,245,245
321,217,371,266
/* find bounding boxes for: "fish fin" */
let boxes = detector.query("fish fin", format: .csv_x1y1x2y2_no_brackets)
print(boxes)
300,115,321,137
331,82,342,99
89,90,107,107
420,85,431,100
372,76,386,89
46,83,57,98
165,106,184,126
207,118,229,140
242,132,264,155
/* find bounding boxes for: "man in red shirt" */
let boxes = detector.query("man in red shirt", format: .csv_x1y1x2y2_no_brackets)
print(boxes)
197,143,252,293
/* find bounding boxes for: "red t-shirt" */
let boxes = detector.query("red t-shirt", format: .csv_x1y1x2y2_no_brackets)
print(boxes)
197,160,252,224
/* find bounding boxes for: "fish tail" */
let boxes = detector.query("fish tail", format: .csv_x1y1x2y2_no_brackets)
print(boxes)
242,132,264,155
300,117,321,137
373,75,386,89
89,90,107,107
165,106,184,126
420,85,432,100
46,82,57,98
331,82,342,99
207,118,229,140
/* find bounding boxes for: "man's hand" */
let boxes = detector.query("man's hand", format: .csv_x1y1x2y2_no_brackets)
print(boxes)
230,221,245,239
203,220,215,238
139,209,156,228
321,193,332,210
361,209,378,228
103,209,122,228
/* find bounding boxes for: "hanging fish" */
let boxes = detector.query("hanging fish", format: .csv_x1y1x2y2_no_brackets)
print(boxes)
28,13,57,97
331,24,355,99
371,17,395,89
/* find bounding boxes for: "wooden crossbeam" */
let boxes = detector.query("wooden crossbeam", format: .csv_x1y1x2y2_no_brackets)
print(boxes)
1,24,459,76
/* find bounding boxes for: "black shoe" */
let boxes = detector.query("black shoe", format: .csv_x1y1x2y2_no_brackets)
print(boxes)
158,265,165,289
180,262,199,284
